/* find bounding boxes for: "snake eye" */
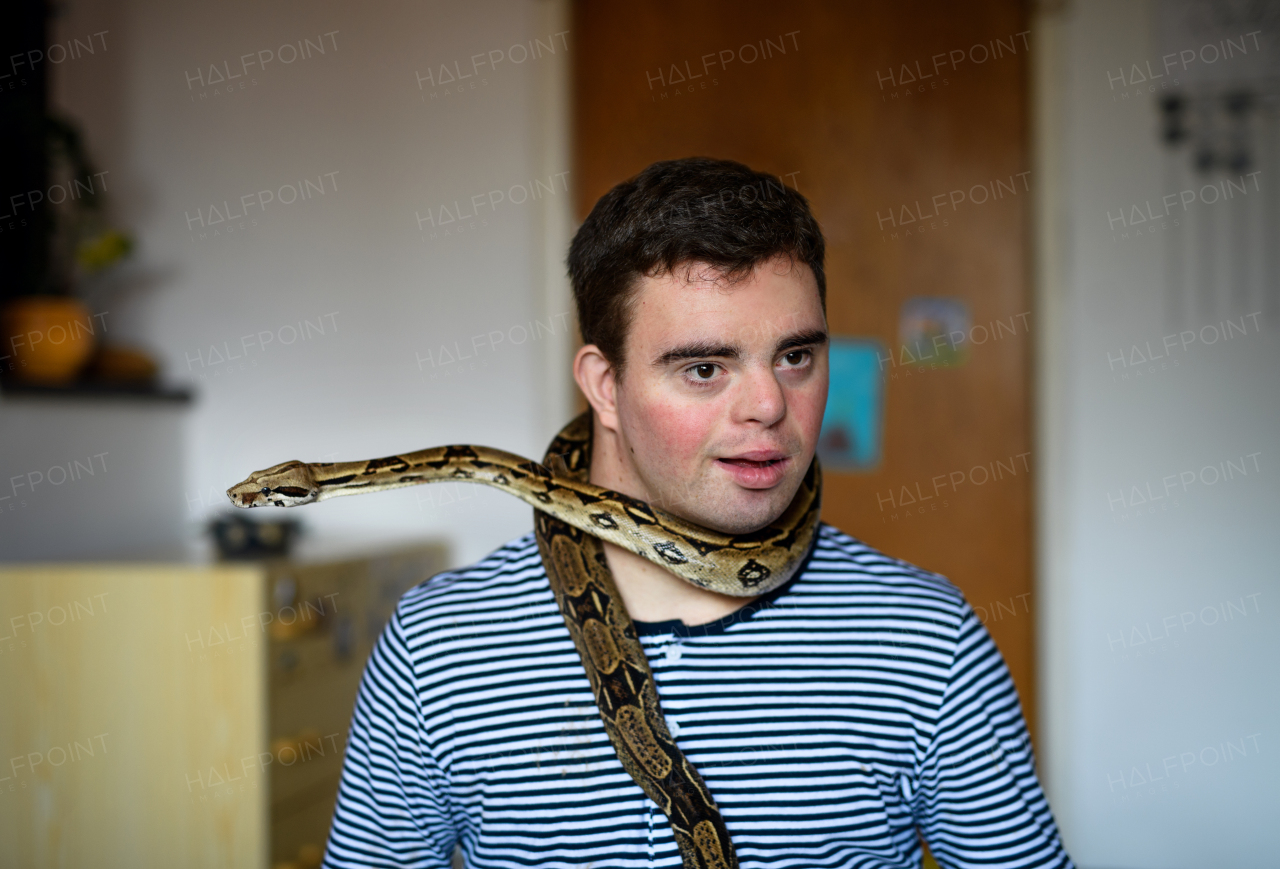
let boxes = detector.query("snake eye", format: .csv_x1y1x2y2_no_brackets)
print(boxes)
260,487,270,495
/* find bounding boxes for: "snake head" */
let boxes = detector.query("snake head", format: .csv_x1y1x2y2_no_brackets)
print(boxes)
226,461,320,508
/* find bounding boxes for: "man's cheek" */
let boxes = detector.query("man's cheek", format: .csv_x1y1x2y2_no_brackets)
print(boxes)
641,400,716,461
789,377,828,443
806,389,829,440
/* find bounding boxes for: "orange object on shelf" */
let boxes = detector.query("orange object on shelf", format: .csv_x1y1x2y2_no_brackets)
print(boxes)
85,344,159,384
1,297,99,384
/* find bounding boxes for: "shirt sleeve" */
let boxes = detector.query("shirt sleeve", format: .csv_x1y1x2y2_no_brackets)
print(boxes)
914,604,1074,869
323,606,458,868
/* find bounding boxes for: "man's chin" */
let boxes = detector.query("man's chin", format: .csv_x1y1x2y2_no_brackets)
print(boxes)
672,487,798,536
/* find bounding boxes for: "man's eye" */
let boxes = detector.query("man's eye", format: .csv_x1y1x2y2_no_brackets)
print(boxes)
782,350,809,366
691,363,717,380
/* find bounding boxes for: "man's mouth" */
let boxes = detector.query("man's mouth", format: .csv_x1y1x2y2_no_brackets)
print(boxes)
717,449,788,466
715,452,791,489
718,457,784,469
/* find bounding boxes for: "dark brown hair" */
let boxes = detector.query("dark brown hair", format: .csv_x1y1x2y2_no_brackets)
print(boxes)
567,157,825,377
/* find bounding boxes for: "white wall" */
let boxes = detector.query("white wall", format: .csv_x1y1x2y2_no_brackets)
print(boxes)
0,399,188,560
37,0,574,566
1035,3,1280,867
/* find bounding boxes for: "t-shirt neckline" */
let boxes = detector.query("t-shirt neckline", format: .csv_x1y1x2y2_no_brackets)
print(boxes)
631,526,821,639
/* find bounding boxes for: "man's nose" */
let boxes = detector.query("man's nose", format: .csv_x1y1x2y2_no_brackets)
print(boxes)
734,363,786,426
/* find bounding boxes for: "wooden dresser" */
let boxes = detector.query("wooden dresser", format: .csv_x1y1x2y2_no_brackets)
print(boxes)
0,543,447,869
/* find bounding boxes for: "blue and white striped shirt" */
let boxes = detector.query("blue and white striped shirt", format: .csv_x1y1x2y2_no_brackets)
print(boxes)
323,524,1072,868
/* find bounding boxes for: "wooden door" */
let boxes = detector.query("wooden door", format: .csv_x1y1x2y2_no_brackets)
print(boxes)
572,0,1036,734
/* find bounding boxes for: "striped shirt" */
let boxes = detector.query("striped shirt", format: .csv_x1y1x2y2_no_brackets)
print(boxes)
323,524,1073,869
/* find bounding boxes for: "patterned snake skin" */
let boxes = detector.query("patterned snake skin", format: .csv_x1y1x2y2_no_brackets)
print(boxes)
226,411,822,868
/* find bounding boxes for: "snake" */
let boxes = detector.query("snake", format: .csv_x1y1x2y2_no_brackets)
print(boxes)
227,411,821,869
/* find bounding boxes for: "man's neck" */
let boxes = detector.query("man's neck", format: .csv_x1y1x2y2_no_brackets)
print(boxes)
588,417,759,627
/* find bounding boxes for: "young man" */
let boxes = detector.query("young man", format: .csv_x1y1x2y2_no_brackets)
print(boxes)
323,158,1073,869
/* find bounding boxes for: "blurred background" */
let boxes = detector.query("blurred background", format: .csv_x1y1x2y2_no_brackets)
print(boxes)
0,1,1276,867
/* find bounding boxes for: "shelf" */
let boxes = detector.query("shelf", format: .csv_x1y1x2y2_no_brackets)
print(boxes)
0,380,194,403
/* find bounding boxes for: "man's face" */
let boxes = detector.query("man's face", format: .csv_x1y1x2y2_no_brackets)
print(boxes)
605,255,828,534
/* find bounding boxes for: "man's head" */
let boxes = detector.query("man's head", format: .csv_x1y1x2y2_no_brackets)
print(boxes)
568,157,829,534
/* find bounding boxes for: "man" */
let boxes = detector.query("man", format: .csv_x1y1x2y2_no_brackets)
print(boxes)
323,158,1073,868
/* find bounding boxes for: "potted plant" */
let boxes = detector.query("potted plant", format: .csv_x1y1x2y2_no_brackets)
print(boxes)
2,116,134,384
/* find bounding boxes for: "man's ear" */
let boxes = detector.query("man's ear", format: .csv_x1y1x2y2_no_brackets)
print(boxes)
573,344,620,433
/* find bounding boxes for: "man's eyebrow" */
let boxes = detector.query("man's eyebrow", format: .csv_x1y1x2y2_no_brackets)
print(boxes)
775,329,829,353
653,342,741,366
652,329,828,367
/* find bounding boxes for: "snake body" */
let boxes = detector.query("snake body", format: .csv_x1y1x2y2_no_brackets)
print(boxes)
227,412,822,868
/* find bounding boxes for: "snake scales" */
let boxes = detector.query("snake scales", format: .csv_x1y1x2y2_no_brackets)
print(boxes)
227,411,822,869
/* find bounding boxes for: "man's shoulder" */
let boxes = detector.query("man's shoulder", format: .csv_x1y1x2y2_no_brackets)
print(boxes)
803,523,967,609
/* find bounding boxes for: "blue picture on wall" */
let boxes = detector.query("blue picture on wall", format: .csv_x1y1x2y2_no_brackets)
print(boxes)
817,337,885,472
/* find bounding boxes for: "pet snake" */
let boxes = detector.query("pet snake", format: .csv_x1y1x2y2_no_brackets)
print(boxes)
228,411,821,869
